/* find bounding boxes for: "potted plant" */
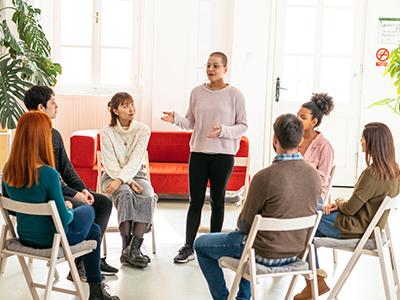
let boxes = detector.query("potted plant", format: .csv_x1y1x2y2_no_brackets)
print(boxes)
0,0,61,129
368,45,400,114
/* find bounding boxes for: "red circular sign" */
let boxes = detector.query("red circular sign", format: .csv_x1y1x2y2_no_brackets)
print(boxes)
376,48,390,62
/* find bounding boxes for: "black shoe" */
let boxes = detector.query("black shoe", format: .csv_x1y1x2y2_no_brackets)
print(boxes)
89,282,120,300
67,259,87,282
121,235,149,268
100,257,119,275
173,245,195,264
138,237,151,263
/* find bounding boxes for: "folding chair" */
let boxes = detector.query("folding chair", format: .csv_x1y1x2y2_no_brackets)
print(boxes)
219,212,322,300
314,195,400,300
97,150,157,256
0,196,97,300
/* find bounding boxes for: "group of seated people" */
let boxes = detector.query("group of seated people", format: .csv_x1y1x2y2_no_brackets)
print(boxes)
1,52,400,300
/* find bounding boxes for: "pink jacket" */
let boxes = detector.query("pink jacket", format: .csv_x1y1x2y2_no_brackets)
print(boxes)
303,132,334,200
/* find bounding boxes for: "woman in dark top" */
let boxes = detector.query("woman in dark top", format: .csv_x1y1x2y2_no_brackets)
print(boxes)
2,111,119,300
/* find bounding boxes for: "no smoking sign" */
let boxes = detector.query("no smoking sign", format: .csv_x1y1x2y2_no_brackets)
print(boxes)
376,48,390,66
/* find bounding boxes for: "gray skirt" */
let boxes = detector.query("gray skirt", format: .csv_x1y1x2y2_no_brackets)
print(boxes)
101,168,158,227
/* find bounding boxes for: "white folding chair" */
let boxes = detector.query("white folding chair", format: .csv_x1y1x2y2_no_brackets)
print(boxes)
97,150,157,256
219,212,322,300
0,196,97,300
315,195,400,300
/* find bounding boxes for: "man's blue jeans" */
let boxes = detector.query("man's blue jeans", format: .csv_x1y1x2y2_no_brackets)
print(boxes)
194,231,250,300
66,205,102,283
195,231,296,300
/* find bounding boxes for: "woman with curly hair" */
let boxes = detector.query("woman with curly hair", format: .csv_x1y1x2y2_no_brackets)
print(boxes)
297,93,335,211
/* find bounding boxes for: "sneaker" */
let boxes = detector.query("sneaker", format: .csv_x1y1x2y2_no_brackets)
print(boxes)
100,257,119,275
173,245,195,264
67,259,87,282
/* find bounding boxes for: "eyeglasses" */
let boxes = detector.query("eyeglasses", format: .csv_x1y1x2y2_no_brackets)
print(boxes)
205,63,224,69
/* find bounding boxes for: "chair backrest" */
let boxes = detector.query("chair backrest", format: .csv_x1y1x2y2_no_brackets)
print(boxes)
324,165,336,203
243,212,322,261
96,150,151,193
0,196,73,256
344,194,400,256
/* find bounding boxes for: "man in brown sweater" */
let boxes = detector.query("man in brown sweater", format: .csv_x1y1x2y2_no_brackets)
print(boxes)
194,114,321,300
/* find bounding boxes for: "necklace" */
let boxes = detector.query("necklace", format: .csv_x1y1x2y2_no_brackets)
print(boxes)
120,133,129,147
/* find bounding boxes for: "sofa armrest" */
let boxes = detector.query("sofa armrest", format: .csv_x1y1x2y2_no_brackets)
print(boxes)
70,130,99,168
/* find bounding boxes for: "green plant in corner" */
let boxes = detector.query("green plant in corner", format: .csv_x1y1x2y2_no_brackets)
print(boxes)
0,0,61,129
368,46,400,116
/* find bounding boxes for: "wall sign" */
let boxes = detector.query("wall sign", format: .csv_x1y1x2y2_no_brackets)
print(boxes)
378,17,400,45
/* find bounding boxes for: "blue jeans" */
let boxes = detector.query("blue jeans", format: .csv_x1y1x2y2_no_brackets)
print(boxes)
195,231,296,300
314,211,342,268
66,205,102,283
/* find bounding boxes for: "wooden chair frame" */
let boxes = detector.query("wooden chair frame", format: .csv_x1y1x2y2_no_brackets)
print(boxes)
0,196,96,300
220,212,322,300
315,195,400,300
96,150,157,256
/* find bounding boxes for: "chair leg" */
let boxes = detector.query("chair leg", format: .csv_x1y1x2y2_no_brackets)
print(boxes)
66,254,86,300
0,225,7,275
386,229,400,299
249,250,257,299
375,228,394,300
228,259,247,300
284,275,299,300
151,224,156,254
43,236,60,300
102,233,108,258
333,249,338,264
309,244,319,300
18,256,40,300
327,252,362,300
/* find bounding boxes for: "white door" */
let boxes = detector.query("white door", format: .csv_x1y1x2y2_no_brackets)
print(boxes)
270,0,366,186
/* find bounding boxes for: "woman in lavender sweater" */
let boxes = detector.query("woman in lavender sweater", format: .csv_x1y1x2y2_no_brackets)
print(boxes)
162,52,248,263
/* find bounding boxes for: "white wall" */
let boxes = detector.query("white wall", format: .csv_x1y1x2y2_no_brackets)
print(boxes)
360,0,400,148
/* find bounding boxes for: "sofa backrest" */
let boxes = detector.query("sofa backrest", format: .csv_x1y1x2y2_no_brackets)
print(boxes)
70,129,99,168
71,129,249,167
148,131,192,163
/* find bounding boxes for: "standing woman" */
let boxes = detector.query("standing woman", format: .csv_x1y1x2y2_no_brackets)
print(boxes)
297,93,335,210
100,92,157,269
294,122,400,299
2,111,119,300
162,52,248,263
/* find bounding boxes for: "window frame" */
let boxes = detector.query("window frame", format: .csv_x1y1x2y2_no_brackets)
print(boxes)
51,0,142,95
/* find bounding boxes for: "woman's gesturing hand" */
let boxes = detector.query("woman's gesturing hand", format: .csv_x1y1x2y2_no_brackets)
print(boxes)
106,178,123,194
207,124,222,138
161,112,175,123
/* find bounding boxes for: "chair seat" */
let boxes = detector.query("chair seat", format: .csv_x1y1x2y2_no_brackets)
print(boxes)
5,238,97,259
314,237,376,251
219,256,309,275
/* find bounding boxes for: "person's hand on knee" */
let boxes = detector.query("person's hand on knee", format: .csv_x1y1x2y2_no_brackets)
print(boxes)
130,180,143,194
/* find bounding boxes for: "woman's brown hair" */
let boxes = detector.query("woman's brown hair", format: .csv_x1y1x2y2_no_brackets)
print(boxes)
108,92,134,127
4,111,55,188
363,122,400,180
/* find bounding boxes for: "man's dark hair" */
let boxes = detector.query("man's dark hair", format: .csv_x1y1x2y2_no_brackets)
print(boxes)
24,85,55,110
273,114,303,149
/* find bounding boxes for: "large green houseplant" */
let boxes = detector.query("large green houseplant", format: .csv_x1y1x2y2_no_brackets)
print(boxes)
0,0,61,129
369,45,400,115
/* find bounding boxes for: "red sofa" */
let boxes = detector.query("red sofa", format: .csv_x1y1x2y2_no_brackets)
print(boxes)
70,130,249,199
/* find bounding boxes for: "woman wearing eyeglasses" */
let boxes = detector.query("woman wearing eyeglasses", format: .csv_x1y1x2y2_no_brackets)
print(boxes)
161,52,248,264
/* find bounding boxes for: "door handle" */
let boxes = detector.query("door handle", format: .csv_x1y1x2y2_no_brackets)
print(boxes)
275,77,288,102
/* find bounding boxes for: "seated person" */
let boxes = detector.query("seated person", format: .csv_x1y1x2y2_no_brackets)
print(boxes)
194,114,322,300
1,111,119,300
297,93,335,210
100,92,157,268
23,85,117,276
294,122,400,300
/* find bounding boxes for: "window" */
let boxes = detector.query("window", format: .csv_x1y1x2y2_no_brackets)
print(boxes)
52,0,140,93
